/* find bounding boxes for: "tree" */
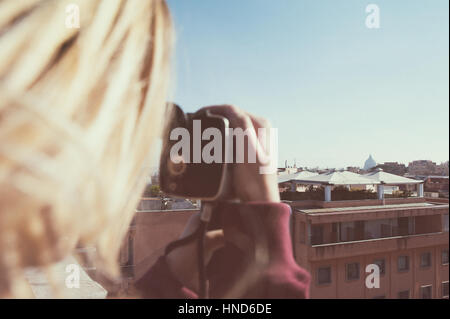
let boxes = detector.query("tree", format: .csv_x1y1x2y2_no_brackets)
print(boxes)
143,184,161,197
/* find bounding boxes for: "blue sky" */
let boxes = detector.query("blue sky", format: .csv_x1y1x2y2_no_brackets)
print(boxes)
166,0,449,169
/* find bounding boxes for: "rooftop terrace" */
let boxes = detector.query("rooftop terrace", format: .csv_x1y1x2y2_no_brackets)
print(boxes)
297,202,440,215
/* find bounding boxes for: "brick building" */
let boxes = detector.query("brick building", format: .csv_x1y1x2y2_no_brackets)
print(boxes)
290,197,449,299
408,160,438,176
424,176,449,196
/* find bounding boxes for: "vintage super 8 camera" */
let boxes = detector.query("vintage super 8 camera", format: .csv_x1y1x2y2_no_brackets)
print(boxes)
159,103,233,200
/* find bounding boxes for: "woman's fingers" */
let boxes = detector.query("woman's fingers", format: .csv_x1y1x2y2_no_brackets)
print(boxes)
201,104,251,130
246,111,271,131
197,104,279,202
245,111,273,157
201,105,269,164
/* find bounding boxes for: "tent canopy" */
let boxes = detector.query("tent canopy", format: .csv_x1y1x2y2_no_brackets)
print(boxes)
364,169,422,185
277,171,318,184
289,170,380,186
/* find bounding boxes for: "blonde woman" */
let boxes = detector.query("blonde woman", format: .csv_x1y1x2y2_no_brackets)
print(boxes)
0,0,309,298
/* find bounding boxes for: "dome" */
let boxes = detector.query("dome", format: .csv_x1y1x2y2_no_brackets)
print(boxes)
363,155,377,170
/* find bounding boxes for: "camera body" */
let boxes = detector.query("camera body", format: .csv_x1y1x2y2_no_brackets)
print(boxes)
159,104,232,200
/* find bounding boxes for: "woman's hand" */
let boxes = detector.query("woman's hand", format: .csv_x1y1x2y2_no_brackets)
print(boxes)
201,104,280,203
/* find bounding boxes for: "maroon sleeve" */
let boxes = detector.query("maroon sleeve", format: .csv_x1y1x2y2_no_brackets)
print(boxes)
207,202,311,299
134,202,310,299
134,255,197,299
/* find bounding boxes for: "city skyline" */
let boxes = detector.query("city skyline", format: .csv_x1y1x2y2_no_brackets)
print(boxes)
281,155,449,170
166,0,449,168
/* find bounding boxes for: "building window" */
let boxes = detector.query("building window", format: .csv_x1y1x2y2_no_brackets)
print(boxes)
442,249,449,265
373,259,386,275
442,282,449,299
398,217,414,236
317,266,332,285
444,214,449,232
299,222,306,244
354,221,365,240
340,221,365,242
346,262,360,281
420,252,432,268
398,290,410,299
340,221,355,242
420,285,432,299
331,222,339,243
398,256,410,272
365,218,394,239
311,225,324,245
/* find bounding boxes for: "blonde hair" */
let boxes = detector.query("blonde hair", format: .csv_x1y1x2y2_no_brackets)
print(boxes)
0,0,173,297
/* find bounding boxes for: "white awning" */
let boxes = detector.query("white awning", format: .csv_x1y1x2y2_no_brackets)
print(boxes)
364,169,422,185
277,171,318,184
293,170,380,185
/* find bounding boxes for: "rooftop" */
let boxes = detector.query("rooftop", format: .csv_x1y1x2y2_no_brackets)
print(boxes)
364,169,422,184
277,171,318,184
296,201,445,215
292,170,380,185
